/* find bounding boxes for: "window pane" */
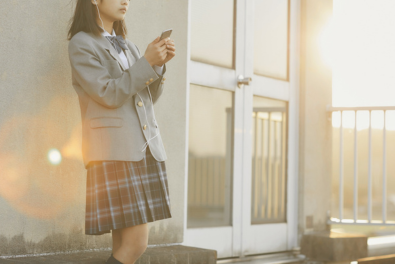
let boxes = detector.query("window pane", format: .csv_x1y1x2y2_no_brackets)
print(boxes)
188,84,234,228
251,95,287,224
190,0,235,69
254,0,288,79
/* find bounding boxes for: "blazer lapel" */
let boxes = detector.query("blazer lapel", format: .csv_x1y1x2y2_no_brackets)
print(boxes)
93,33,126,71
105,47,126,71
91,32,140,71
124,48,137,68
126,42,140,61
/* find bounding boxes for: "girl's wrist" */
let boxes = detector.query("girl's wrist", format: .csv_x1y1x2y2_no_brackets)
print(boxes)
143,55,154,66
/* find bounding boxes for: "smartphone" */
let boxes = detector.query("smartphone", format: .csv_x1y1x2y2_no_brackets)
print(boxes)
160,28,172,41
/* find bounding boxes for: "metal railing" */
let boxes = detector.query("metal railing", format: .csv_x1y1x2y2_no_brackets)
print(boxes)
251,108,287,224
327,105,395,226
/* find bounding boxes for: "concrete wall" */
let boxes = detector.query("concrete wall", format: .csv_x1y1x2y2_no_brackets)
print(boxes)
0,0,187,255
298,0,333,240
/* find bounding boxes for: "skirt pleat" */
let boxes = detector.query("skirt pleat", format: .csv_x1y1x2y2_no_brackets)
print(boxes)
85,146,172,235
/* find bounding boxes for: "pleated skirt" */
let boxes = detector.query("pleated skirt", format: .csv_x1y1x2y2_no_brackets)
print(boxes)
85,146,172,235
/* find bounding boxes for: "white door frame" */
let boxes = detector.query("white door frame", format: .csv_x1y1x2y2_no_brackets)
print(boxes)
240,0,300,256
183,0,300,258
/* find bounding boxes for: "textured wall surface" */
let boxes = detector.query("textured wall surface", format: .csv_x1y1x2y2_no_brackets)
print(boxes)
0,0,187,256
298,0,333,239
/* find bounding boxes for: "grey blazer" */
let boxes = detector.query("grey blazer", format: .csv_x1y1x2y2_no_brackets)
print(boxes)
68,31,167,169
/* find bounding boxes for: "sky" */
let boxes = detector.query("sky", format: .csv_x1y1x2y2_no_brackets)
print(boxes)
330,0,395,129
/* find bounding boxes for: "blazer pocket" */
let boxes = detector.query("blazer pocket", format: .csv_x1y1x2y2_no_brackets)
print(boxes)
90,117,124,129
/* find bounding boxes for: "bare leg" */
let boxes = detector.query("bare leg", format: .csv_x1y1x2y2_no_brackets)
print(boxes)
113,223,148,264
111,228,122,254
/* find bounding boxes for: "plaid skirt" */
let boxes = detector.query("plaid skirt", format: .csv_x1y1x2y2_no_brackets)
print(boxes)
85,146,172,235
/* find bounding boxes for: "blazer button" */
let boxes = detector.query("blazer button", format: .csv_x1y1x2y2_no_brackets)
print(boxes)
143,125,147,130
163,77,166,81
138,101,143,107
145,81,149,85
149,78,153,82
161,81,165,84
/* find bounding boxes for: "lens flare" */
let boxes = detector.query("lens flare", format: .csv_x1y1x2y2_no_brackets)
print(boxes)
318,16,333,69
47,148,62,165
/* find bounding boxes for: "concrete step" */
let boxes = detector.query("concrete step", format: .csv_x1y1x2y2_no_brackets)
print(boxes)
217,253,305,264
218,259,304,264
0,245,217,264
357,253,395,264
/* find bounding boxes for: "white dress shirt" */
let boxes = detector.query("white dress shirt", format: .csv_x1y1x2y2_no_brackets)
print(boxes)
100,27,164,75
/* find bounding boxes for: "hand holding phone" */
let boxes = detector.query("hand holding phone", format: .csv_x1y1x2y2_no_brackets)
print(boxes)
143,28,174,66
160,28,175,65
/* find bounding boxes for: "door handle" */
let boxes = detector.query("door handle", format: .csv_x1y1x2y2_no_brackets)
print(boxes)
237,75,252,88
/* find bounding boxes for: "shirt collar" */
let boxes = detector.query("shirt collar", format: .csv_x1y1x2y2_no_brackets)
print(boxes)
99,26,116,37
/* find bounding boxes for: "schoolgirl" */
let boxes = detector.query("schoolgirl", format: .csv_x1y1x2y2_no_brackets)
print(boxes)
67,0,175,263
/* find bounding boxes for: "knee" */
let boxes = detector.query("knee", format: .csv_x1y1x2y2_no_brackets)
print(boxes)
119,223,149,259
122,241,148,258
133,241,148,256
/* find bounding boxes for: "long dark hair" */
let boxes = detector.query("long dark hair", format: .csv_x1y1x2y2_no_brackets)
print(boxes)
67,0,128,41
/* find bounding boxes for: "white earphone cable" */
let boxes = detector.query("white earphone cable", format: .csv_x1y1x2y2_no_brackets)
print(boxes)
95,0,157,154
94,0,105,31
137,90,160,153
94,0,127,37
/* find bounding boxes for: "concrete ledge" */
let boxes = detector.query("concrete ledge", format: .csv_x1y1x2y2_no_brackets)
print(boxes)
357,254,395,264
136,245,217,264
0,245,217,264
300,231,368,262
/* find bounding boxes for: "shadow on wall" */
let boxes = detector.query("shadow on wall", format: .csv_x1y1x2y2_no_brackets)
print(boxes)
0,224,112,256
0,220,179,256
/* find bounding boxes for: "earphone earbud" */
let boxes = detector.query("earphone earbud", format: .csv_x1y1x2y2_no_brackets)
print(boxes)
94,0,127,37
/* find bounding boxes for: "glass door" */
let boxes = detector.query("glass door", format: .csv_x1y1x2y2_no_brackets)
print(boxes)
184,0,241,257
184,0,299,258
240,0,298,255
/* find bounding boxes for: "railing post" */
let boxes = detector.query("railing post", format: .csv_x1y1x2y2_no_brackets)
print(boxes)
326,105,395,226
382,110,387,223
353,110,358,223
266,112,272,219
339,110,344,222
368,110,372,223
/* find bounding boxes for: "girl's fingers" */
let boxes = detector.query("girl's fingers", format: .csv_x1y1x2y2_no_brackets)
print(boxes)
164,39,175,53
166,43,175,50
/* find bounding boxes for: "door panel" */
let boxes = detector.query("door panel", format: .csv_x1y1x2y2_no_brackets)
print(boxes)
187,84,234,229
185,0,299,259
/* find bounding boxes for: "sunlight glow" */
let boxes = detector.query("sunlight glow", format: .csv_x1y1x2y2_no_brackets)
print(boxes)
318,16,333,68
368,235,395,246
47,148,62,165
333,0,395,107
